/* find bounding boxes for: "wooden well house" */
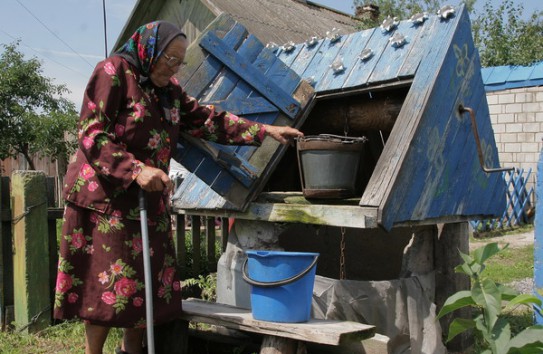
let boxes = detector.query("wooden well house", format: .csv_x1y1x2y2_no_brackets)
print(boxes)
171,5,506,352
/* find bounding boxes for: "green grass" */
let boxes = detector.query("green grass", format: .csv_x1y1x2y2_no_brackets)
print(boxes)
0,321,123,353
470,224,534,284
482,244,534,284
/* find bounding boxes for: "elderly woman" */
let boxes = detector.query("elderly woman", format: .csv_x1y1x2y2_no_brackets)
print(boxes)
54,21,302,354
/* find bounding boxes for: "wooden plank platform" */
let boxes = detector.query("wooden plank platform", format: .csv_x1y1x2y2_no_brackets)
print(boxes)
173,192,380,228
180,298,376,346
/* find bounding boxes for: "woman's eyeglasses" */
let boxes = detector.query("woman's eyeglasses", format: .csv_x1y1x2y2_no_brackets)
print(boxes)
162,53,186,68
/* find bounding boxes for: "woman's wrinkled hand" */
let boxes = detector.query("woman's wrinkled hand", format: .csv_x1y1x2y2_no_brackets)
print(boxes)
264,124,304,145
135,166,173,193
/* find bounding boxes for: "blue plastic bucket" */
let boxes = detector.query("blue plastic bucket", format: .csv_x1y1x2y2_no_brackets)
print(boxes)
242,250,319,323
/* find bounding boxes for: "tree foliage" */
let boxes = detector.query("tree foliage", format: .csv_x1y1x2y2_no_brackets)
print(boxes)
353,0,475,29
472,0,543,67
0,41,78,171
352,0,543,67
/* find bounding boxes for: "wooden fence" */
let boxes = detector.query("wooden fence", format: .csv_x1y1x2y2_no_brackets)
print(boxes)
0,171,227,333
470,168,535,232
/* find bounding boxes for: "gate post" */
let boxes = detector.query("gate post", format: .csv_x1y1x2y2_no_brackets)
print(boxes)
0,176,13,331
11,170,50,333
535,149,543,324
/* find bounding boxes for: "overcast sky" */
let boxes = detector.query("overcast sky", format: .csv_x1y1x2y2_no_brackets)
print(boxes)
1,0,541,110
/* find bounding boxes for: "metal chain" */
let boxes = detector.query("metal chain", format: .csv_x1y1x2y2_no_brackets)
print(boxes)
339,227,346,280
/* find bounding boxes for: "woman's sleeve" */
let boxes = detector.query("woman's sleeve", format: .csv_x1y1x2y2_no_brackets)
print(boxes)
78,58,144,190
176,86,267,145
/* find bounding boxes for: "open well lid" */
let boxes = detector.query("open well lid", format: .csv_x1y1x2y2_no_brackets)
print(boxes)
172,14,315,210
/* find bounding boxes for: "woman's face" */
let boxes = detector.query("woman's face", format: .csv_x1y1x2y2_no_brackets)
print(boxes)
150,36,188,87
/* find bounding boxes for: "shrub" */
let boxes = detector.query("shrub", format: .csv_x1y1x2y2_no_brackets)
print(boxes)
437,242,543,353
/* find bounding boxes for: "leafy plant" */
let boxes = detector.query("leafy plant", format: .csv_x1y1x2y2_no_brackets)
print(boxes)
437,242,543,353
182,229,222,278
184,273,217,302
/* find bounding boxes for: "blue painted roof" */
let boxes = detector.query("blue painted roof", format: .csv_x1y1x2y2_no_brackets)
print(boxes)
275,12,451,94
482,60,543,92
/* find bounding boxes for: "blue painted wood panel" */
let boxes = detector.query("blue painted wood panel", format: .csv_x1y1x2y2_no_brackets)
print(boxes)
376,6,505,229
183,23,248,98
174,14,312,210
534,150,543,324
200,31,301,119
359,10,460,209
232,40,307,161
395,23,481,221
286,39,326,81
396,16,439,79
329,31,373,90
316,31,370,92
342,28,389,89
368,20,424,84
200,34,265,104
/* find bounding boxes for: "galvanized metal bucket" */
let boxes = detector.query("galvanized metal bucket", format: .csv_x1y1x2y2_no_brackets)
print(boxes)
296,134,368,199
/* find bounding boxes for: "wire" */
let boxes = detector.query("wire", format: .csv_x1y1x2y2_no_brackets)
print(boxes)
0,29,88,78
14,0,94,68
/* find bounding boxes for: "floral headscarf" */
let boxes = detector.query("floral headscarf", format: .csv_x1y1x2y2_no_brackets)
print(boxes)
115,21,186,79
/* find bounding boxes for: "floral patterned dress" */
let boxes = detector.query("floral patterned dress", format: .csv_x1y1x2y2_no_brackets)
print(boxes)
53,55,266,328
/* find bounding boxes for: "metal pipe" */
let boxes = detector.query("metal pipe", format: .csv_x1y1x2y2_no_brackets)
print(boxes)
459,105,513,173
139,189,155,354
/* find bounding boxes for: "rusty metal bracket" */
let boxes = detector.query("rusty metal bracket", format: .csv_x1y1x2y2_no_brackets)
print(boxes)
459,105,513,173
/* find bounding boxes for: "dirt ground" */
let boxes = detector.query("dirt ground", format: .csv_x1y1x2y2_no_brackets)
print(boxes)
469,228,535,251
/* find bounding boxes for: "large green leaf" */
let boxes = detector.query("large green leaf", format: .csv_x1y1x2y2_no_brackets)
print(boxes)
473,242,504,265
472,278,501,329
475,314,493,345
437,290,475,318
456,251,475,276
491,318,511,354
504,294,542,311
505,325,543,353
446,318,475,342
455,263,474,277
498,283,520,301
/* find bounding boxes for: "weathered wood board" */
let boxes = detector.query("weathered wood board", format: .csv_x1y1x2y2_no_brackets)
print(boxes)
181,298,376,346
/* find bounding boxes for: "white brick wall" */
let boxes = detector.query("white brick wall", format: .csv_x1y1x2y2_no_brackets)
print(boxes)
486,86,543,197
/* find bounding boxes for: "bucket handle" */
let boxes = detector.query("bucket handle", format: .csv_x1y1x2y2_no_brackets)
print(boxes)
242,254,319,288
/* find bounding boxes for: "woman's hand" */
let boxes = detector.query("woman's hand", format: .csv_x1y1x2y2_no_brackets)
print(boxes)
263,124,304,145
135,166,173,192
